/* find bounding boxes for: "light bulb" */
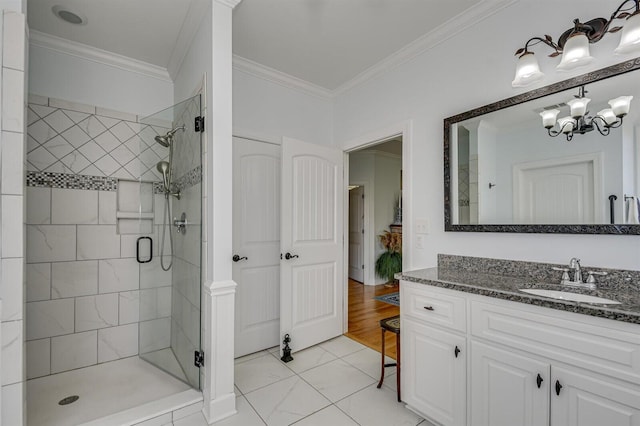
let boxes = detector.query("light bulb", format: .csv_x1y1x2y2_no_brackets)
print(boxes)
557,116,575,134
609,96,633,117
540,109,560,129
557,33,594,71
615,11,640,55
512,52,545,88
567,97,590,118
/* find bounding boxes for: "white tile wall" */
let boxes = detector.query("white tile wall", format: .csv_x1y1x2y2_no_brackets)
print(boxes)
51,261,98,298
1,195,24,258
98,323,138,363
50,330,97,373
1,131,24,195
98,258,139,293
2,12,27,426
139,317,171,354
51,188,98,224
26,299,74,340
26,225,76,263
1,258,23,321
119,290,140,324
26,338,50,379
75,293,119,331
2,11,25,71
1,321,23,385
26,263,51,302
1,382,23,426
77,225,120,260
98,191,117,224
2,68,25,132
26,187,51,224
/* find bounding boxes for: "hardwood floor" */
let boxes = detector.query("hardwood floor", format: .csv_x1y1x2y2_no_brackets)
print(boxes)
345,279,400,360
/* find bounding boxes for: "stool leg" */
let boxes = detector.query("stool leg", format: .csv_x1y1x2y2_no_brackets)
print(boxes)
396,332,401,402
377,328,385,389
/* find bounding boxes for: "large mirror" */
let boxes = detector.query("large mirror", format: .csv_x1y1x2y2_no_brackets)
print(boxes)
444,57,640,234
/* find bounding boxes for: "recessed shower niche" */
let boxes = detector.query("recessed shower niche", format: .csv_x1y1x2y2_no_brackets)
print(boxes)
25,93,203,425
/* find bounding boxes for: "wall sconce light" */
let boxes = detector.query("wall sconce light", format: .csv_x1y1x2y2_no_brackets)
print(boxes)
512,0,640,88
539,86,632,141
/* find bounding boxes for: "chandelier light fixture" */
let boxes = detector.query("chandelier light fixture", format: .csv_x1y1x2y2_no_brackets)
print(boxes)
512,0,640,88
539,85,633,141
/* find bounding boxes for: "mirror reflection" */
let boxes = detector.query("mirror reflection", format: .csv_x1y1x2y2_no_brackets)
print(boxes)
449,68,639,226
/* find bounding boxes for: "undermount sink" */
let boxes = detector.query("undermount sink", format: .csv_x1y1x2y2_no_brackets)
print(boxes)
519,289,621,305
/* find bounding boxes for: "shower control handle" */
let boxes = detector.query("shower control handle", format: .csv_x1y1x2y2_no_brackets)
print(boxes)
232,255,248,262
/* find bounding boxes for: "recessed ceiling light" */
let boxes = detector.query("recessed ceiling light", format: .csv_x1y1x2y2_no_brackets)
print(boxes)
52,5,87,25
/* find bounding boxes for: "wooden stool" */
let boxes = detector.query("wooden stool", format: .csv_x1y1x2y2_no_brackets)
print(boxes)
376,315,401,402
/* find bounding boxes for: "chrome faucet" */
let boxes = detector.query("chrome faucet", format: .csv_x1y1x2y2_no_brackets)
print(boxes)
569,257,582,284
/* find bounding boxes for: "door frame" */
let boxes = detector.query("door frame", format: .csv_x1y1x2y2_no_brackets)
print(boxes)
341,120,413,332
348,183,369,283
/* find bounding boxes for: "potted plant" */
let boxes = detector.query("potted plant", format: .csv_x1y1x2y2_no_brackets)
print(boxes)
375,230,402,284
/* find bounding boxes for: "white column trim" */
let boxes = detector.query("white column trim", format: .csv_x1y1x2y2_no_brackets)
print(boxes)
202,279,237,424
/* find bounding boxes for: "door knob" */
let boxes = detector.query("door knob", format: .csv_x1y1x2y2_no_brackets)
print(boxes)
284,252,299,260
232,254,248,262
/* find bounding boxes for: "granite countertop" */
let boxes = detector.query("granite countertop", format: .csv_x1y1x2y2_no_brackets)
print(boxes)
398,268,640,324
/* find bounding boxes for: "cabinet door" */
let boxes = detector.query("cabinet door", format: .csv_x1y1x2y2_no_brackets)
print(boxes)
470,341,550,426
552,366,640,426
402,319,466,426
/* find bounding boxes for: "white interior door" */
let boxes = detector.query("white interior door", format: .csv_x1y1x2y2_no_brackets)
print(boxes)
513,154,602,224
232,137,281,357
348,186,364,282
280,137,344,353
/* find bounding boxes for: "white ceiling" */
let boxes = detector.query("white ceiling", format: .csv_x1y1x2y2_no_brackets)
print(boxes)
28,0,195,68
27,0,487,90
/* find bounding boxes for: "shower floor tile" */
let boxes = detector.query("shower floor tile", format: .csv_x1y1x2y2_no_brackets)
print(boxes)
27,356,190,426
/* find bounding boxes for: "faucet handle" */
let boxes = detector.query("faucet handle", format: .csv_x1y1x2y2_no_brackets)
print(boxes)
552,267,571,283
586,270,608,284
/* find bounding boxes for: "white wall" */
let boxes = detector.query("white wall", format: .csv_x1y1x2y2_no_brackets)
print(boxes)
349,151,402,284
28,44,173,117
233,69,333,145
334,0,640,271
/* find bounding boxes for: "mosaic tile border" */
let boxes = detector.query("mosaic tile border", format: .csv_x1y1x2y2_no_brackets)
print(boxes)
27,166,201,194
26,171,117,191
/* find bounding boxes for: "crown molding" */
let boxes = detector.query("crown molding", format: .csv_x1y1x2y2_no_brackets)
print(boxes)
233,55,333,100
216,0,243,9
167,0,209,80
333,0,520,95
29,30,172,83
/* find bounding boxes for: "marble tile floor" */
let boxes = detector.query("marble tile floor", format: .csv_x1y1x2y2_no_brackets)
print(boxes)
178,336,433,426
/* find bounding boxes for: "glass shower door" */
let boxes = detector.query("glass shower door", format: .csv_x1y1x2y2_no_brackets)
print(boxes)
137,95,202,389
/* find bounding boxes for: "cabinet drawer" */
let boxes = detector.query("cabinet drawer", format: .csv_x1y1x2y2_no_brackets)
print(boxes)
471,300,640,385
401,281,466,332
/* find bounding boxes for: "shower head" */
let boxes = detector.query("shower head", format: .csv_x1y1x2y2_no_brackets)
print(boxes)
154,125,185,147
157,161,170,192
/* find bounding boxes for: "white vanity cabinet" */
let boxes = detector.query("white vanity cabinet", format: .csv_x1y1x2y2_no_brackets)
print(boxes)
400,279,640,426
401,281,467,426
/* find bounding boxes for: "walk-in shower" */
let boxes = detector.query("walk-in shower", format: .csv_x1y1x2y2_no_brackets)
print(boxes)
25,94,203,425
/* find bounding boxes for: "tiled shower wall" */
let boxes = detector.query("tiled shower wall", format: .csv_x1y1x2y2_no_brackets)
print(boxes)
0,10,28,426
25,96,174,378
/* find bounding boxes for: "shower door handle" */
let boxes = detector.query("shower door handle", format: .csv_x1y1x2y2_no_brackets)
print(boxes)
136,237,152,263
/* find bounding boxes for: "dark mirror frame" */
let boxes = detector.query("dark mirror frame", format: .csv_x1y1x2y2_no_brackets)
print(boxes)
444,57,640,235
